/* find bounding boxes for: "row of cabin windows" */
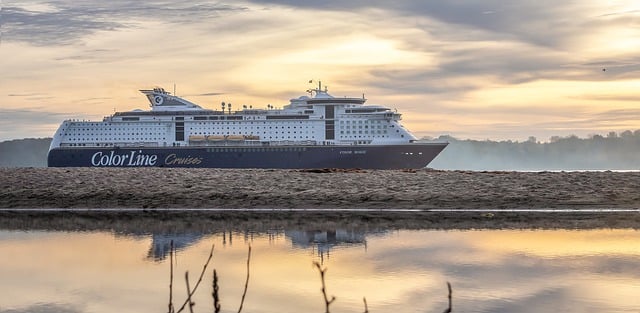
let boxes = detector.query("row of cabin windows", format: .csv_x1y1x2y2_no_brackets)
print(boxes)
190,125,313,130
66,132,164,136
66,143,157,147
66,137,165,141
341,125,387,129
339,120,388,124
193,121,307,125
265,136,311,140
191,131,314,135
188,128,320,135
341,135,390,139
206,147,309,152
191,120,389,125
341,130,388,135
70,126,163,131
193,135,313,140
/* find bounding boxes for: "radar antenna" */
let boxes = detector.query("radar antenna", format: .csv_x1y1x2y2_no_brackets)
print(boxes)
307,79,327,96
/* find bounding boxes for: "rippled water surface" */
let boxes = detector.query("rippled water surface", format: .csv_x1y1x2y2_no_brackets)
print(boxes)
1,228,639,313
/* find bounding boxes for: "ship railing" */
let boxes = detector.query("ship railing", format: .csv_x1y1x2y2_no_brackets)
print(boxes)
267,140,318,146
111,142,160,148
188,140,320,147
58,142,157,148
187,140,263,147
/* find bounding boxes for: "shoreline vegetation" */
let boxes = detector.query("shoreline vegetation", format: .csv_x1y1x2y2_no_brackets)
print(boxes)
1,167,639,231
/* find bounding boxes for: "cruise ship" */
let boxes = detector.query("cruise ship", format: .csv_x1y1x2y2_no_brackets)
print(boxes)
47,82,447,169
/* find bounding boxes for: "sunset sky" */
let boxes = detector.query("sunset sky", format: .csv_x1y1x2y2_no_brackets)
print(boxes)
1,0,640,142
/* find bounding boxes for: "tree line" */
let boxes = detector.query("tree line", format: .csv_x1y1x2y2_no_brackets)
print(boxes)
426,130,640,170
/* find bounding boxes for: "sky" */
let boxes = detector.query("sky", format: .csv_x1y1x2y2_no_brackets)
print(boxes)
1,0,640,142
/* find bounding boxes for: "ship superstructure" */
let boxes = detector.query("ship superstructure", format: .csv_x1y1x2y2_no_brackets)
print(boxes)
48,82,447,169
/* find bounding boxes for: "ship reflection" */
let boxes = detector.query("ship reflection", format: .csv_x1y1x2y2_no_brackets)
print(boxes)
144,228,380,261
285,229,373,262
146,233,205,261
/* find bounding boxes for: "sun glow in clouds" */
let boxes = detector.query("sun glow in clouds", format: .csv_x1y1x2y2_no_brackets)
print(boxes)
274,35,431,66
2,0,640,141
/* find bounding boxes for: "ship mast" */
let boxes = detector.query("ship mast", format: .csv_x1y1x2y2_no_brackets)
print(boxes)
307,80,328,97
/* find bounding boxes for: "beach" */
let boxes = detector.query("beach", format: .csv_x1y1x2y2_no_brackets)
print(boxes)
1,168,639,230
1,168,639,209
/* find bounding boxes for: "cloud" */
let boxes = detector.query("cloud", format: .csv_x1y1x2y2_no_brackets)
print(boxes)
2,1,247,46
7,93,46,97
589,108,640,124
0,108,87,141
244,1,594,47
0,303,82,313
0,108,68,124
571,94,640,102
196,92,226,96
239,0,640,97
2,6,124,46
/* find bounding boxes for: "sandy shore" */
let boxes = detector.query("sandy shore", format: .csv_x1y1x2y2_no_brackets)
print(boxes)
1,168,639,230
1,168,639,210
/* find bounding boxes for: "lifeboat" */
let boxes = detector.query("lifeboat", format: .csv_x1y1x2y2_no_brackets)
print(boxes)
188,135,206,142
207,136,225,141
226,135,245,140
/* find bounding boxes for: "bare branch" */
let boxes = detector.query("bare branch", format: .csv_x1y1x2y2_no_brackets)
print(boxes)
314,262,335,313
168,240,174,313
363,297,369,313
237,246,252,313
442,282,452,313
176,243,215,313
185,271,195,313
212,269,221,313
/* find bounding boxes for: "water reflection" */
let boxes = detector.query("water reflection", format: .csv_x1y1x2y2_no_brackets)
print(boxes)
1,228,639,313
132,228,378,262
286,229,374,262
145,233,204,261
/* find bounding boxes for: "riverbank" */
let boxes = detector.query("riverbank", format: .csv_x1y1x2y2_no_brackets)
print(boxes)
1,209,640,231
1,168,639,230
2,168,639,210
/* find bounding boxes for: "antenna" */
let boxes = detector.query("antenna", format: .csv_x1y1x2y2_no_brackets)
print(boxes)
173,83,176,96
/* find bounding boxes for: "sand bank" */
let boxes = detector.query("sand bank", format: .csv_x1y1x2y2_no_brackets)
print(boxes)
1,168,639,210
1,168,639,229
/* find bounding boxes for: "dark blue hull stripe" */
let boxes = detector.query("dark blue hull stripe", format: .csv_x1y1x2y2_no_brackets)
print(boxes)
47,144,447,169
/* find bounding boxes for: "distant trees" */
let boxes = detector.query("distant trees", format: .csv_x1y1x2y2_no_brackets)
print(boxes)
0,138,51,167
427,130,640,170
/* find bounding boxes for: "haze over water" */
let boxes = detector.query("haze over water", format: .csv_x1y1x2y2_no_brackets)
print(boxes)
1,228,639,313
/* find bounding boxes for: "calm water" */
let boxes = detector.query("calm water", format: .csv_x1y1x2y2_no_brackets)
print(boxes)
1,228,639,313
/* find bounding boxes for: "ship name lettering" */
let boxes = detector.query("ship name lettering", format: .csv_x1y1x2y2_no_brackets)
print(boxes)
340,150,366,155
127,151,158,166
164,154,203,165
91,151,157,166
